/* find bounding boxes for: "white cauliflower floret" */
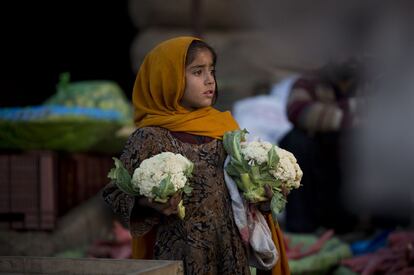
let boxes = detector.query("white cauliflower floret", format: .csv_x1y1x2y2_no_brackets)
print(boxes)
270,147,303,189
241,141,273,165
240,140,302,189
131,152,192,198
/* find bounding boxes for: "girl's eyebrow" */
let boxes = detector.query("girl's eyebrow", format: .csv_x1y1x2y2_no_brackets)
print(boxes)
188,64,214,70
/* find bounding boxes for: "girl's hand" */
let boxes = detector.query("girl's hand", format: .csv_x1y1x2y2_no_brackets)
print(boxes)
137,192,182,216
263,184,273,199
281,184,289,200
253,184,273,212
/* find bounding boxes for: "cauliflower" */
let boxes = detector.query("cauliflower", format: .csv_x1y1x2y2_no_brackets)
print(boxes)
108,152,193,219
239,137,302,190
270,147,303,189
241,141,273,165
223,129,303,215
131,152,192,198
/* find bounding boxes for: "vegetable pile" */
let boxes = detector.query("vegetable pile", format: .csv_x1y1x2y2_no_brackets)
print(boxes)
342,231,414,274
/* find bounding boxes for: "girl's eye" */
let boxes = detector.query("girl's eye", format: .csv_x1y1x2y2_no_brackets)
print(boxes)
193,70,202,76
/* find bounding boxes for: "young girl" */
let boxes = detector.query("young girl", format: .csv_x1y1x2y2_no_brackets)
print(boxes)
103,36,289,274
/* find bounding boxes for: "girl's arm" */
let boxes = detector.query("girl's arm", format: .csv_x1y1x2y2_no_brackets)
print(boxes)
102,128,167,234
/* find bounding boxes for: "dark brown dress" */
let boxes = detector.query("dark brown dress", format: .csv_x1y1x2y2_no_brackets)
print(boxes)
102,126,250,275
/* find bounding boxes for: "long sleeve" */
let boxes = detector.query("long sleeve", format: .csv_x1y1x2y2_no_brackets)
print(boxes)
102,127,169,236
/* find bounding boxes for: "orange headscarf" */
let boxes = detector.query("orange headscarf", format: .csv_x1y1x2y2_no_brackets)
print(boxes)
132,36,239,139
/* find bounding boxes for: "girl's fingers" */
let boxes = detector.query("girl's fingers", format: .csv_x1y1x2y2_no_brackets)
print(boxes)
170,193,182,207
163,204,179,216
264,184,273,198
140,193,182,216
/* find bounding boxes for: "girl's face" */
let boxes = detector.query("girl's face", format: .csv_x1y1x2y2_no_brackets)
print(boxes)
181,49,216,111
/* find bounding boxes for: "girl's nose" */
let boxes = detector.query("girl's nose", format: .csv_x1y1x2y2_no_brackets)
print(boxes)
205,73,215,85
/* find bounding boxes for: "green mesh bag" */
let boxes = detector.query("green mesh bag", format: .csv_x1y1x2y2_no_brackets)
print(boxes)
44,73,133,124
0,73,134,152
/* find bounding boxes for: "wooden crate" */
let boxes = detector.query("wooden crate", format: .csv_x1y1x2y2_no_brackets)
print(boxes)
0,151,56,230
0,151,114,230
57,153,113,217
0,257,183,275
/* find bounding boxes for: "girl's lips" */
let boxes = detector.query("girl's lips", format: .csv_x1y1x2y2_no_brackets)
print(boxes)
203,90,214,98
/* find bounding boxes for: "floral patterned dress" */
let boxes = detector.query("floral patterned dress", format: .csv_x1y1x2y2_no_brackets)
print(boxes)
103,126,250,275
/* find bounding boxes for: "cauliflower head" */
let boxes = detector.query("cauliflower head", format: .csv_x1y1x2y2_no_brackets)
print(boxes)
131,152,193,198
241,140,273,165
270,147,303,189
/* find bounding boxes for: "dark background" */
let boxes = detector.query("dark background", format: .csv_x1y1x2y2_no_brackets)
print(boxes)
1,1,137,107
